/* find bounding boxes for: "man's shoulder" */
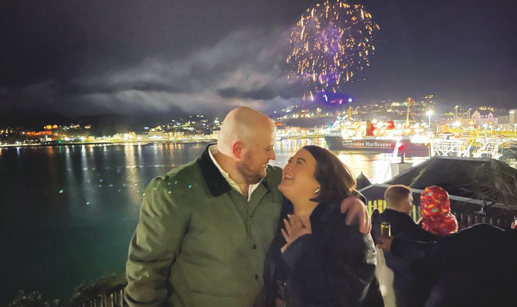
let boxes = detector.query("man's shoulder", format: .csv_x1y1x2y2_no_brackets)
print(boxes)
266,165,283,178
379,209,412,222
164,159,201,180
265,165,283,196
373,209,422,238
146,159,203,194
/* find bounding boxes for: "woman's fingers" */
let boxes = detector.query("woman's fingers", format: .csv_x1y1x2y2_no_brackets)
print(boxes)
281,228,290,243
283,218,292,234
290,214,303,230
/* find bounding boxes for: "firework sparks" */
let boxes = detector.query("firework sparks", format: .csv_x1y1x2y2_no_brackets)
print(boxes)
287,0,380,100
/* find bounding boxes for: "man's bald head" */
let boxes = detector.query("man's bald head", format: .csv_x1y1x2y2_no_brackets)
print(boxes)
217,107,276,156
215,107,277,184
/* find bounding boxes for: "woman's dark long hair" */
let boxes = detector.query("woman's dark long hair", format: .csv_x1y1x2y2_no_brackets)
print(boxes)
303,145,356,203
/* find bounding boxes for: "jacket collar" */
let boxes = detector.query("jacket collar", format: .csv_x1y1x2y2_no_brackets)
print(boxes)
382,208,414,222
198,145,232,197
277,199,335,231
198,144,270,197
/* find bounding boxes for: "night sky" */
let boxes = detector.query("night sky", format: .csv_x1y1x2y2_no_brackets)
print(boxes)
0,0,516,119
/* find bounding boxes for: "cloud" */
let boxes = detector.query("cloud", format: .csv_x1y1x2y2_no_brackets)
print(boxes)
64,28,302,116
1,28,303,117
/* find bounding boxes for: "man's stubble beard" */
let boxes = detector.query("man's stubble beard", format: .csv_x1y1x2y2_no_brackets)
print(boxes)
236,151,266,185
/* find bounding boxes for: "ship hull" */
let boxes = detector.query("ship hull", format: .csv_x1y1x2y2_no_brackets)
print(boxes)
324,136,429,156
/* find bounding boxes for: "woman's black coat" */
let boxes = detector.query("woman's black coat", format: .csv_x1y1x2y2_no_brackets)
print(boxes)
264,200,384,307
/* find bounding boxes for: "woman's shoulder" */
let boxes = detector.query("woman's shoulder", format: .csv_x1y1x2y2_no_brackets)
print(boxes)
317,203,376,258
317,201,365,237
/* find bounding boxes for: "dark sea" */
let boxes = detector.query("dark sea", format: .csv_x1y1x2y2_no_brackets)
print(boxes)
0,139,426,304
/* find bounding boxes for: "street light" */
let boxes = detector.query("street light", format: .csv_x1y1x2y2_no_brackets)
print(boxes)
426,110,434,135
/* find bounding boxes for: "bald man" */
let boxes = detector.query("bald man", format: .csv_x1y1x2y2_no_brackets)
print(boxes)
125,107,369,307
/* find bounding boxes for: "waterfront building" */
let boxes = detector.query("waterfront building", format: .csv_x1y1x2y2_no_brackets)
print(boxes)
471,109,497,127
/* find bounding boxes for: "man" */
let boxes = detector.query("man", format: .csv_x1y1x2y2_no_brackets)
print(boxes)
372,185,438,243
125,107,370,307
371,185,439,307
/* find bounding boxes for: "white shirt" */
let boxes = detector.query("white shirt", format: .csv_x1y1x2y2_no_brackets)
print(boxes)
208,145,263,202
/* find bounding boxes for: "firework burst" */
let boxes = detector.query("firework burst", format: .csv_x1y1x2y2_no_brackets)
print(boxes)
287,0,380,100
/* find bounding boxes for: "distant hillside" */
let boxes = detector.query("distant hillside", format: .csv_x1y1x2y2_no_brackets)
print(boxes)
0,108,188,134
0,108,67,130
76,114,165,136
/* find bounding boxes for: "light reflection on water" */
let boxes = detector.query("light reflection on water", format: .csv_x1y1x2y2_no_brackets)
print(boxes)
270,138,427,184
0,140,427,304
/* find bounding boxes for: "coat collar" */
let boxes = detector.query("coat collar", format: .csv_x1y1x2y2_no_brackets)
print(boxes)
198,144,270,197
277,199,336,232
382,208,415,223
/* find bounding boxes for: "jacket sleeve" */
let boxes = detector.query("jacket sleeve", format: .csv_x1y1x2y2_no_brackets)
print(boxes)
282,223,377,307
370,209,381,245
125,178,189,307
390,237,446,266
351,189,367,204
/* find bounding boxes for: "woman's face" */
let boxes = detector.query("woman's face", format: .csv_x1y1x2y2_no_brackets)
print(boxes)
278,149,320,202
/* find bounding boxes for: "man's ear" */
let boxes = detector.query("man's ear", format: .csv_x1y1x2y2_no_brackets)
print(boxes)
406,200,413,214
232,141,245,160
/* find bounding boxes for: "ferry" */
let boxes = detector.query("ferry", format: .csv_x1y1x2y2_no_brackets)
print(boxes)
324,134,430,156
323,99,430,156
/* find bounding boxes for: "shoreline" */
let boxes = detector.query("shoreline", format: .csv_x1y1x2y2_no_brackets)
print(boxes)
0,139,217,148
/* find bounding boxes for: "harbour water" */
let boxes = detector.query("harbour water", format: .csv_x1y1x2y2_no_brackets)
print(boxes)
0,139,427,304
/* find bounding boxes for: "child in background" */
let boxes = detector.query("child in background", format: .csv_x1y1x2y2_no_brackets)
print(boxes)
419,186,458,236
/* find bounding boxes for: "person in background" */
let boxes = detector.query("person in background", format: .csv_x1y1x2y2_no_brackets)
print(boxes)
372,185,439,242
378,223,517,307
372,185,439,307
264,146,383,307
419,186,458,237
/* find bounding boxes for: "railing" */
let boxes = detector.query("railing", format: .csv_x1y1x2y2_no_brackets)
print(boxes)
453,211,506,229
367,200,422,223
76,286,125,307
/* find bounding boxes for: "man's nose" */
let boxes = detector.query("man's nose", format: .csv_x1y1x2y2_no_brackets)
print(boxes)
269,149,277,160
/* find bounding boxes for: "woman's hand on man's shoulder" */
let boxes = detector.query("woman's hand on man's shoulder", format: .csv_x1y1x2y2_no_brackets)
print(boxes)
340,195,371,234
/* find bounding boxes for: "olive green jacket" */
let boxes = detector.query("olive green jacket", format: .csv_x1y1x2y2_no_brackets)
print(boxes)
125,146,284,307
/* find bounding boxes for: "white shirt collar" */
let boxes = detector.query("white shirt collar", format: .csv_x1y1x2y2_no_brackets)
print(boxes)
208,145,263,202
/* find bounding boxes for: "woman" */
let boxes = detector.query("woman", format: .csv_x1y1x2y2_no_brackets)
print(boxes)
264,145,383,307
419,186,458,237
